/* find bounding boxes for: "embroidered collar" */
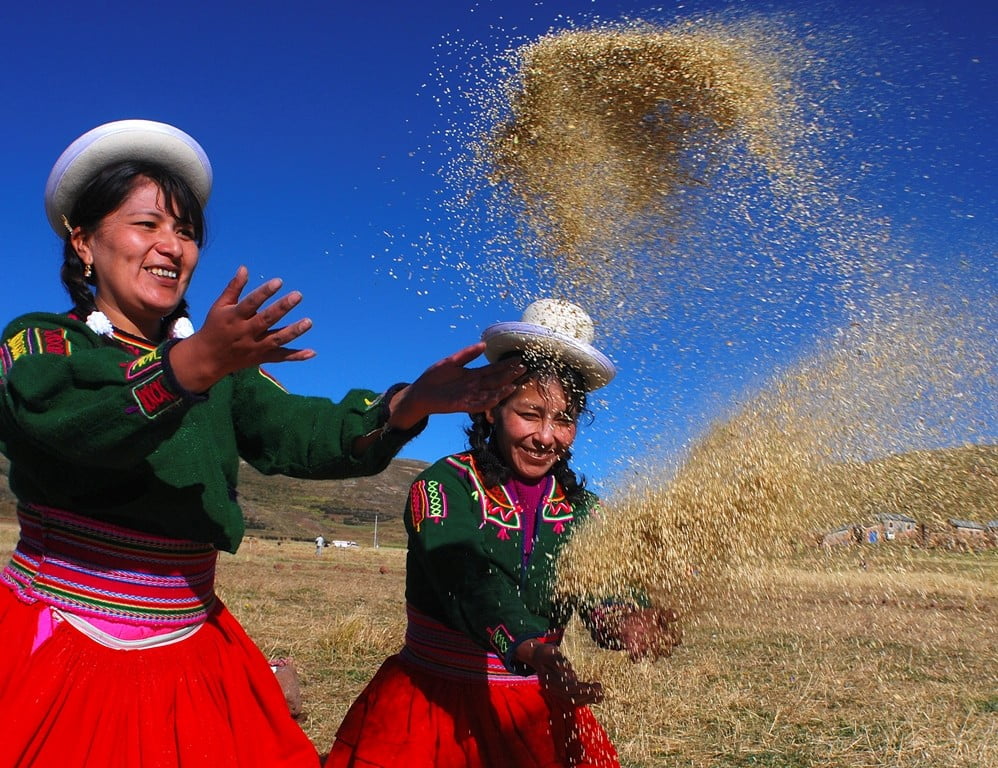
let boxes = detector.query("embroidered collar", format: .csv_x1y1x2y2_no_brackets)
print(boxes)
446,453,576,537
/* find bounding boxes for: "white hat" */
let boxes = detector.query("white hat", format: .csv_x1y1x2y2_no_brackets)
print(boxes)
482,299,616,390
45,119,212,235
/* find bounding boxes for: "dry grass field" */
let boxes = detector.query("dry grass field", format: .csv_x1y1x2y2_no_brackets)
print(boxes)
2,522,994,767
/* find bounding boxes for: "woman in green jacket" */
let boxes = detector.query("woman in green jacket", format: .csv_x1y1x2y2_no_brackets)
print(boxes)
0,119,521,768
328,299,682,768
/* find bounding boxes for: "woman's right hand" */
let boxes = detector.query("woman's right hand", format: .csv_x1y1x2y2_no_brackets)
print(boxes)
168,266,316,392
515,639,604,708
382,344,524,430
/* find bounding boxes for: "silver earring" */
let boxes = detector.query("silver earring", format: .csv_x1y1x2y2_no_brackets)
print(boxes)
84,263,93,279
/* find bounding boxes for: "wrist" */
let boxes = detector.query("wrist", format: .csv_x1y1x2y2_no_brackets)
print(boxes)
381,383,429,437
384,384,425,431
165,335,216,394
514,638,541,666
161,338,210,403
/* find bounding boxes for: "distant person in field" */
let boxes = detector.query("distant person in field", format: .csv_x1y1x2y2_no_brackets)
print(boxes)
316,535,326,555
0,119,524,768
326,300,683,768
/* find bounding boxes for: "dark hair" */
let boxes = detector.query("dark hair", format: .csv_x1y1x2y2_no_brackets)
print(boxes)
465,356,592,501
60,160,207,329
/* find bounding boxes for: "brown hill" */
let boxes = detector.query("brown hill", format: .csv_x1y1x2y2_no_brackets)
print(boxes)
0,444,993,548
235,458,429,546
0,454,428,549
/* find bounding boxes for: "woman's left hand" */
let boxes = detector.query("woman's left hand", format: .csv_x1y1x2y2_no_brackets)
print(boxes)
385,343,524,430
168,267,315,392
616,607,683,662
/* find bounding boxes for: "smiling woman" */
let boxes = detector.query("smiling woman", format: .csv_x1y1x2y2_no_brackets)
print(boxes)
326,300,683,768
0,119,526,768
484,375,579,480
69,169,202,340
73,177,197,333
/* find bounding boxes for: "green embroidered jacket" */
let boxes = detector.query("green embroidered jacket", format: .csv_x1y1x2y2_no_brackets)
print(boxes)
404,452,617,673
0,312,415,552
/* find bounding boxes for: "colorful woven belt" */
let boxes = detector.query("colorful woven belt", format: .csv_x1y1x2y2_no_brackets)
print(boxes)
2,503,217,627
401,605,540,684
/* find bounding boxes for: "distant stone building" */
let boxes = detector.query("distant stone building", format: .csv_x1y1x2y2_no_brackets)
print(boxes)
874,513,918,541
821,524,856,547
948,519,987,537
822,513,918,546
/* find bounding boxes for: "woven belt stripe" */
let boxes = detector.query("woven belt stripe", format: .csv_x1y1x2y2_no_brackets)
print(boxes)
2,503,217,627
400,605,537,685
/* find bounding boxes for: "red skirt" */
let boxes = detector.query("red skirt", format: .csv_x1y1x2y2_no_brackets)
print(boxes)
326,610,619,768
0,584,321,768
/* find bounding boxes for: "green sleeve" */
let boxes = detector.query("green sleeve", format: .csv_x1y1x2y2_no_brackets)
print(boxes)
405,459,551,672
0,314,196,469
231,368,419,479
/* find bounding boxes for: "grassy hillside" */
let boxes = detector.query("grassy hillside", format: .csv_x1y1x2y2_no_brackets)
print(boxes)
235,458,428,547
0,443,992,549
814,443,997,528
0,454,427,549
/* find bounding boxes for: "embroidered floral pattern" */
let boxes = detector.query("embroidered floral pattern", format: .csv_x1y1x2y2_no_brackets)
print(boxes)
541,486,575,535
443,453,581,538
446,455,523,539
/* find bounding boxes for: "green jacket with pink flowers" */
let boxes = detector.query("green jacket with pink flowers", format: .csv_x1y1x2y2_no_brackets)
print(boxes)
0,311,416,552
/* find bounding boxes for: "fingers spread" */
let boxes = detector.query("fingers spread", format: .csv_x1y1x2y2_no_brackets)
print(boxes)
263,318,313,349
237,278,285,320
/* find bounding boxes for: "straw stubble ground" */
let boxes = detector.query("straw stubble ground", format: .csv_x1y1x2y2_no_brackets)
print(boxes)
211,535,996,767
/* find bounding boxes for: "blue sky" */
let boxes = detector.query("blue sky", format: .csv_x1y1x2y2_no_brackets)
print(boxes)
1,0,994,489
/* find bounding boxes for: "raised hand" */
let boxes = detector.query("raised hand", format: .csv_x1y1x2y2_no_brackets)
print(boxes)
384,344,525,430
168,266,315,392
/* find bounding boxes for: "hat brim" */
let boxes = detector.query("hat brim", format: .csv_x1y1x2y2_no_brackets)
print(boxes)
45,120,212,236
482,321,616,390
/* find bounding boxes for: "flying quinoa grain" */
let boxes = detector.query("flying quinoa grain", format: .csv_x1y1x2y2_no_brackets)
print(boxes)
490,25,798,269
442,17,995,622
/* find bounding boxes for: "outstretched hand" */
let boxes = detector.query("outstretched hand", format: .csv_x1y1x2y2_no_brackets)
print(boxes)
385,343,525,430
616,607,683,662
515,639,604,708
168,267,315,392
